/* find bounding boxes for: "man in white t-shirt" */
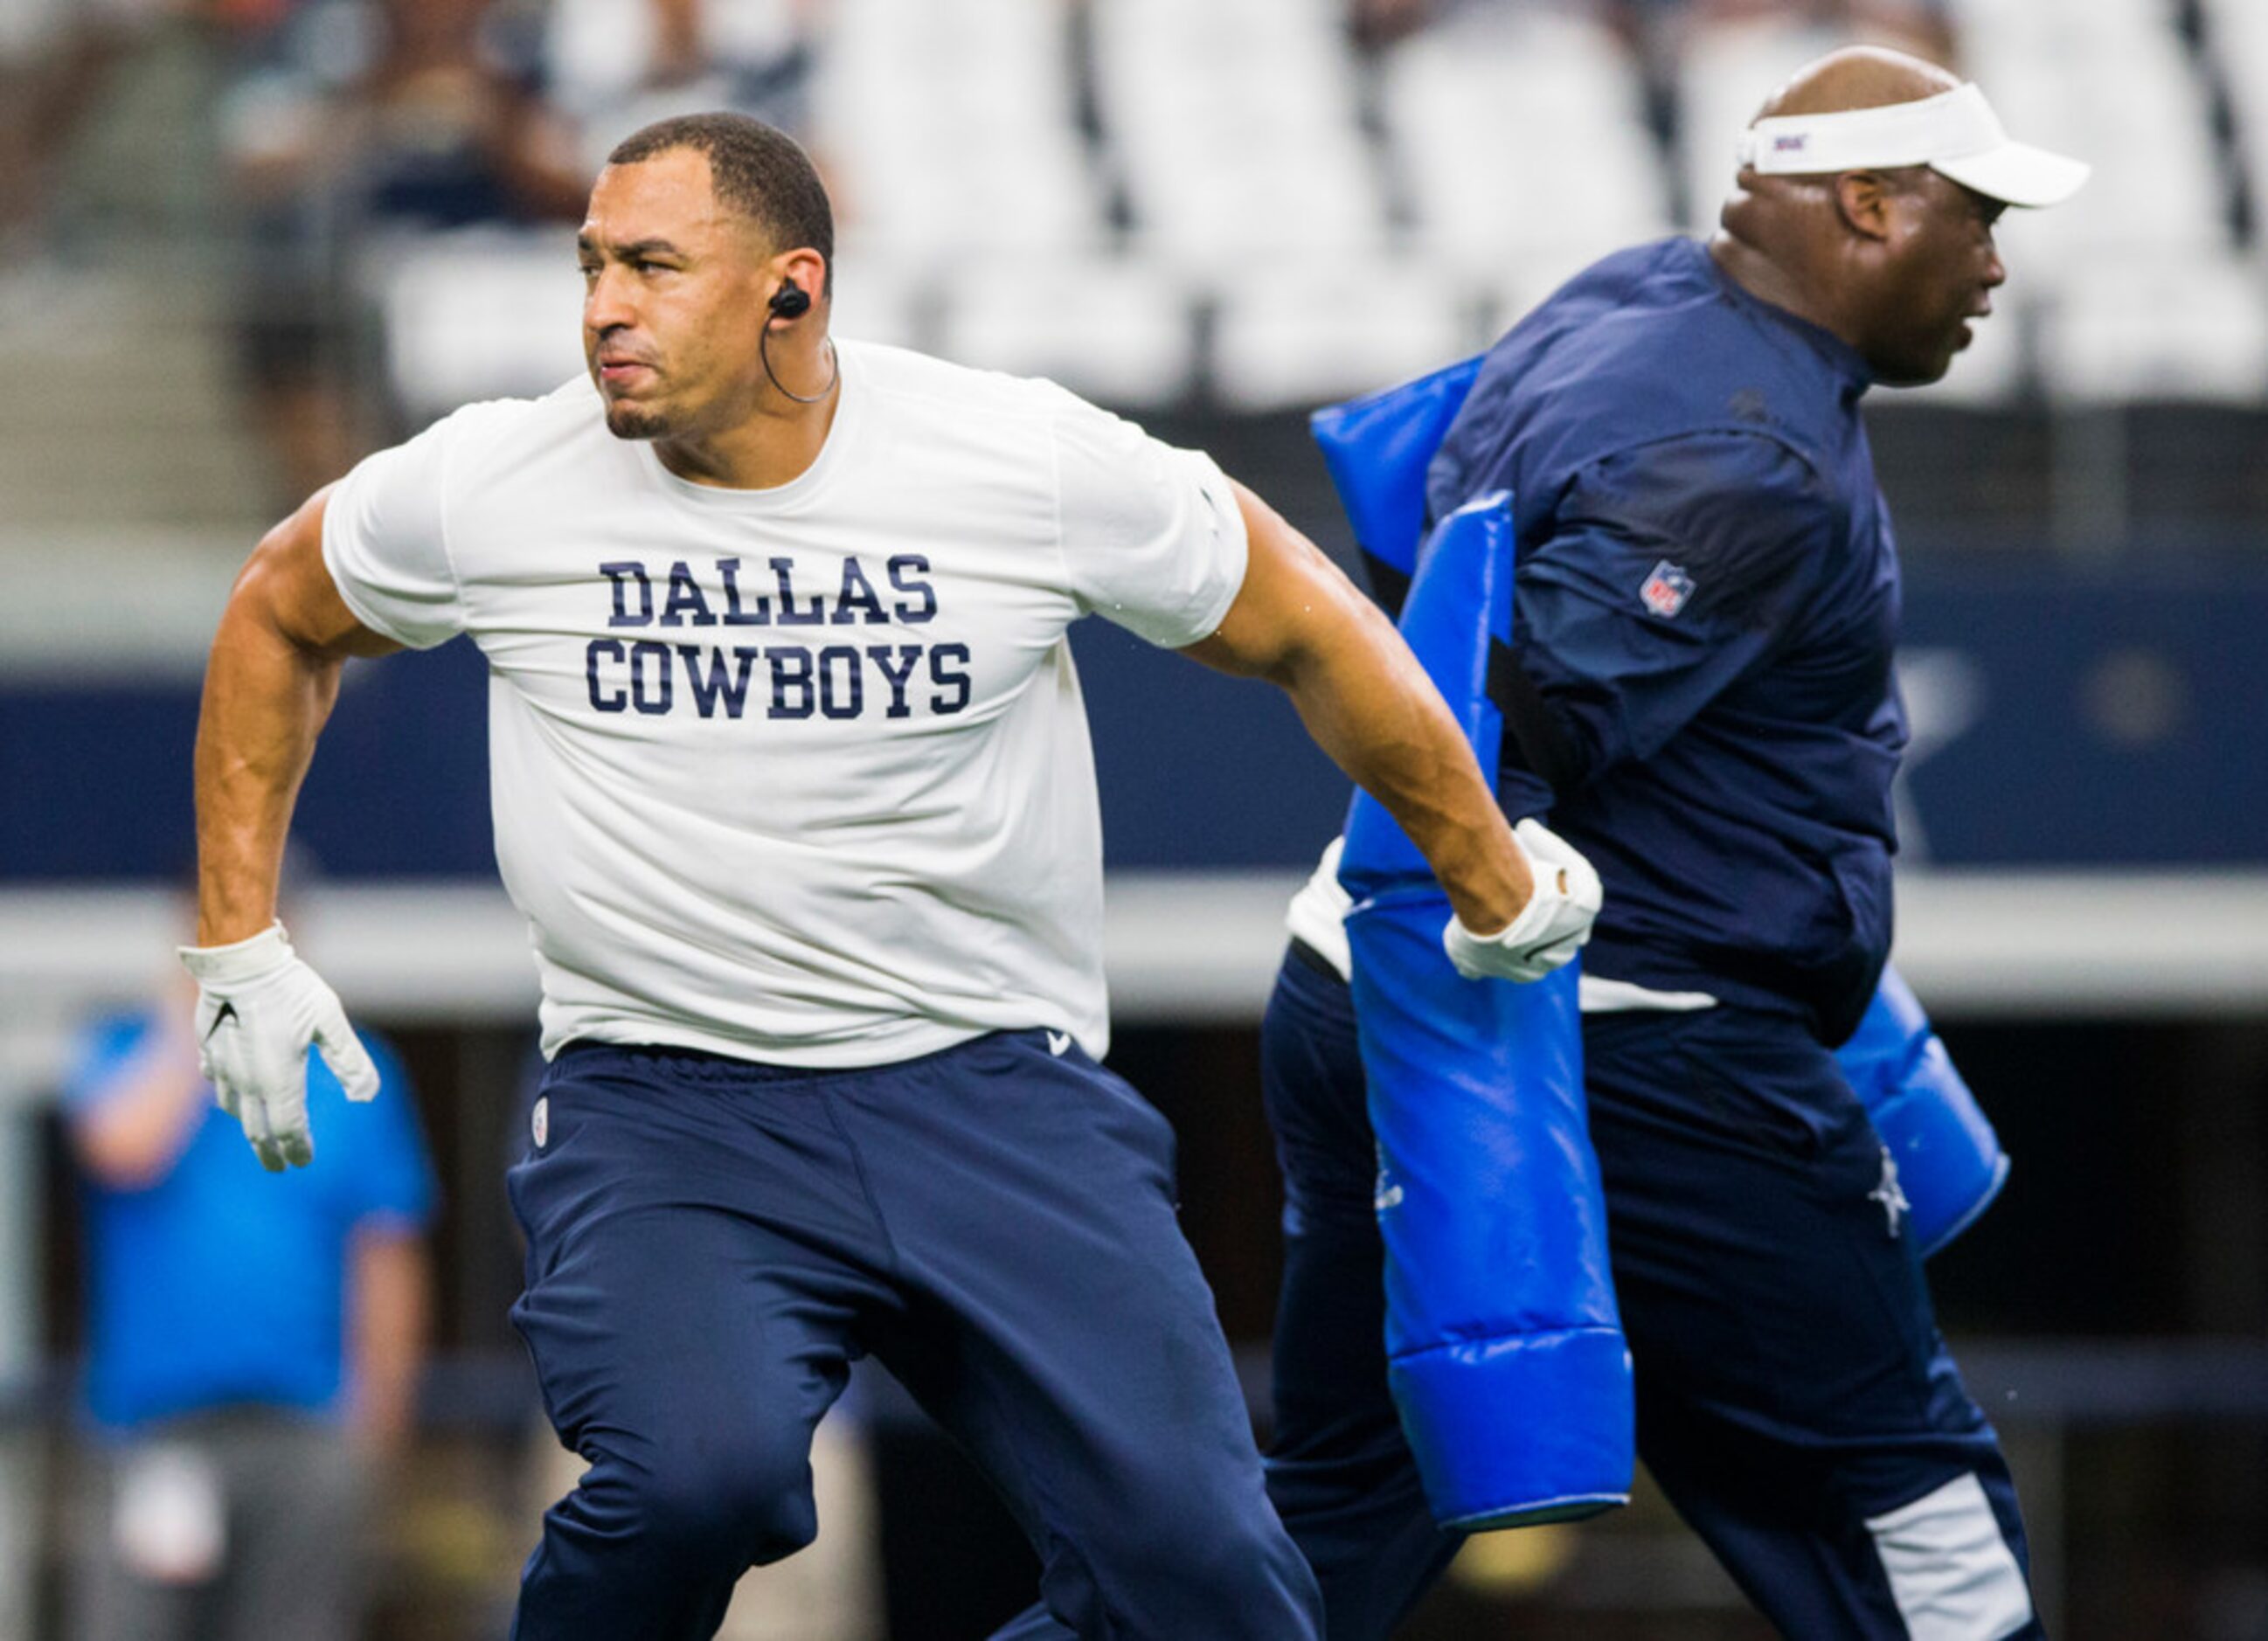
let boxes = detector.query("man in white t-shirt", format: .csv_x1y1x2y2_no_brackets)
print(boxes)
177,113,1599,1640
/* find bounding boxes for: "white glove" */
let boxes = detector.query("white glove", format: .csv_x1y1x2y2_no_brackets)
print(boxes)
177,923,380,1172
1442,819,1604,983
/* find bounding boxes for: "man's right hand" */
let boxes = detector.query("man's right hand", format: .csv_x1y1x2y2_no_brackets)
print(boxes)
1441,820,1604,983
177,924,381,1171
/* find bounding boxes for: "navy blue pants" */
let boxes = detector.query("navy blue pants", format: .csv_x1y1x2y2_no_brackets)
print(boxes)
1260,948,2041,1639
507,1034,1321,1641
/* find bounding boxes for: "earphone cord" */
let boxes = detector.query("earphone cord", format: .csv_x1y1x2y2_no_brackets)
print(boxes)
760,323,840,405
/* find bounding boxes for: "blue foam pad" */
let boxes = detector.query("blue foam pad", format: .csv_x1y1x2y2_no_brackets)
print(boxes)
1835,965,2010,1257
1310,354,1481,579
1391,1323,1640,1530
1340,495,1633,1528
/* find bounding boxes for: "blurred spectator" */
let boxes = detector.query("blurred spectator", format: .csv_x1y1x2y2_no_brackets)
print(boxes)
218,0,586,503
61,933,436,1641
542,0,824,171
0,0,168,253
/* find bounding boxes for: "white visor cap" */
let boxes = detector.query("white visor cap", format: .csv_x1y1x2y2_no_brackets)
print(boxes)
1737,82,2090,208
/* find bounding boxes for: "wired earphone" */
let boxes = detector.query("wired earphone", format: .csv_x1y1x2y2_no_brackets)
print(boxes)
760,278,839,405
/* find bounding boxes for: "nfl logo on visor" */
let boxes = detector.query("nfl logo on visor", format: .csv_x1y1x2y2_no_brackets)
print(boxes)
1640,561,1696,618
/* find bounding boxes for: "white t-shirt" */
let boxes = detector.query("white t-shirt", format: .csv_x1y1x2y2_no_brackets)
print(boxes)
323,340,1248,1066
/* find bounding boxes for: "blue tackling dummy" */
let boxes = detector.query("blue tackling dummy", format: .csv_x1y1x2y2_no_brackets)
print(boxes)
1337,492,1633,1529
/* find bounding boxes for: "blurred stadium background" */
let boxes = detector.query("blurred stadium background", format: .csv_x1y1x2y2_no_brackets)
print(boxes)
2,0,2266,1635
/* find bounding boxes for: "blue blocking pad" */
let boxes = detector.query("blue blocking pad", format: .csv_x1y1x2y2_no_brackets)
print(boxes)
1339,495,1634,1529
1349,897,1632,1528
1310,353,1481,582
1834,964,2011,1257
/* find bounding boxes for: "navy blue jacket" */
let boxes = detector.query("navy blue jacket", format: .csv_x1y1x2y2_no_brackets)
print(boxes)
1429,238,1905,1045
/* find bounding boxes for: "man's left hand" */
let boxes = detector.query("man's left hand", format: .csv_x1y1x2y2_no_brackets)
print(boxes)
1442,820,1603,982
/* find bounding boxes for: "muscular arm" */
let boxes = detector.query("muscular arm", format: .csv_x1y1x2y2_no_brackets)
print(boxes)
195,490,400,944
1183,481,1529,935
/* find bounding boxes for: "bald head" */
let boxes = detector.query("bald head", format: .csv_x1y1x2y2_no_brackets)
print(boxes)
1720,46,1955,248
1710,46,2011,387
1753,45,1959,126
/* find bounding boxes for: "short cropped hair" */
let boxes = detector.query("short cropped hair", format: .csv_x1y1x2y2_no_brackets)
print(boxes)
607,113,835,295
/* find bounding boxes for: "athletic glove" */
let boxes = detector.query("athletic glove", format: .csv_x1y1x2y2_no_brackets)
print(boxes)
1442,819,1603,983
177,923,380,1171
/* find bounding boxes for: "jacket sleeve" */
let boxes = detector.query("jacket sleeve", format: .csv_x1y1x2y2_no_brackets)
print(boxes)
1500,430,1836,807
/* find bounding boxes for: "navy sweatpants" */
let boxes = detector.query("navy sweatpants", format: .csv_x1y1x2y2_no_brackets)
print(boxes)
1260,946,2041,1639
507,1033,1321,1641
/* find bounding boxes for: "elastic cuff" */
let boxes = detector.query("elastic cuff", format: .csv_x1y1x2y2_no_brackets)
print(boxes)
1460,881,1551,949
178,922,291,982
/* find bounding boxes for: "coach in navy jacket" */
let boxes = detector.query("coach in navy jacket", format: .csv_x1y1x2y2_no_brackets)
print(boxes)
1433,231,1904,1046
1262,46,2089,1640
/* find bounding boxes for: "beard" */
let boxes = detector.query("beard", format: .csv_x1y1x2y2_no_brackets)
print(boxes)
1881,325,1963,387
603,400,670,440
1863,302,1966,386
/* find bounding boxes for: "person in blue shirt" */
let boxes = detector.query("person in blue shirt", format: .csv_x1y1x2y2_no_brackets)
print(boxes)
64,957,436,1641
1263,47,2086,1639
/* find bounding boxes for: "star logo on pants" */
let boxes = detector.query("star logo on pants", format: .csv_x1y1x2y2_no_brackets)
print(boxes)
1869,1145,1911,1240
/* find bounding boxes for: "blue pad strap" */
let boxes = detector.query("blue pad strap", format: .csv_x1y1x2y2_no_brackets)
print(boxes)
1835,965,2010,1257
1339,496,1633,1529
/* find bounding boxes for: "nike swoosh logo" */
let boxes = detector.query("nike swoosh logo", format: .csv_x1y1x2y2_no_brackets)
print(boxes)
1046,1031,1072,1057
203,1001,239,1042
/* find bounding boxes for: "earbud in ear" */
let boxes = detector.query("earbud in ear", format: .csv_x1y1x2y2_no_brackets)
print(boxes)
758,274,837,404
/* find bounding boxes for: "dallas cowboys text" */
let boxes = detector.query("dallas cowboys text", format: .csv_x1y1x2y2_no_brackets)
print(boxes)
584,556,971,720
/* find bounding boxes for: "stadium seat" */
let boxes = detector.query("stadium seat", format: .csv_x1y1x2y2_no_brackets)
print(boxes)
2036,252,2268,404
1958,0,2260,405
1953,0,2231,264
936,257,1196,409
815,252,925,355
1211,260,1469,412
1382,9,1672,284
373,229,586,424
2195,0,2268,232
1092,0,1390,268
814,0,1101,264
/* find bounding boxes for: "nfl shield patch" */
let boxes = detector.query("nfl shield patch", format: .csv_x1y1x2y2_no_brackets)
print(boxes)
1640,560,1695,617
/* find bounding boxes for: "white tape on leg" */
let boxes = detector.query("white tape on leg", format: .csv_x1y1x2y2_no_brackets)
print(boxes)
1865,1472,2035,1640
